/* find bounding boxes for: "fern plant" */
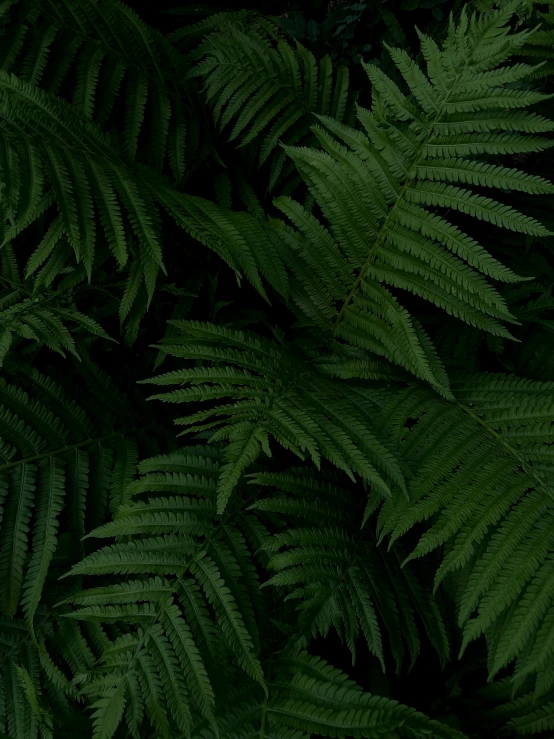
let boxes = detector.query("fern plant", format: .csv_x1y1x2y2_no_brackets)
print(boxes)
61,445,264,737
143,321,405,511
2,0,554,737
262,1,554,397
187,12,357,194
0,254,112,364
0,0,289,337
0,0,203,180
182,650,468,739
251,467,450,671
0,362,141,737
371,373,554,696
60,445,468,739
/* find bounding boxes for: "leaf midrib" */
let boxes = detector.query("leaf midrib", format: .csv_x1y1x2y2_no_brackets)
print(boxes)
333,51,481,333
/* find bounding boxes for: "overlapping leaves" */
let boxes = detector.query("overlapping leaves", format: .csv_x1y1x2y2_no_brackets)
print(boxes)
188,13,356,193
265,2,554,396
61,445,266,738
251,467,450,671
374,373,554,696
143,321,405,512
0,363,139,737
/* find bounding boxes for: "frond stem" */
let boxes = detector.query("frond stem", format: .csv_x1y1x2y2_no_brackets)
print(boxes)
259,693,268,739
333,42,478,333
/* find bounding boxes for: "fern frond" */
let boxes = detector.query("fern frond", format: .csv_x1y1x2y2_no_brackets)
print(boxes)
0,0,301,333
0,0,203,181
188,14,356,193
0,71,289,319
373,372,554,694
254,3,554,394
63,445,268,737
251,467,449,671
0,364,135,631
0,284,112,364
143,321,405,511
0,74,163,293
186,651,467,739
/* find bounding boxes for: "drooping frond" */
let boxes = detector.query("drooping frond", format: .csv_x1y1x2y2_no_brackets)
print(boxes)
0,0,289,326
0,70,290,321
142,321,405,512
0,0,182,303
187,13,357,193
0,0,204,182
251,467,450,672
373,373,554,694
0,282,112,366
259,2,554,395
0,69,164,295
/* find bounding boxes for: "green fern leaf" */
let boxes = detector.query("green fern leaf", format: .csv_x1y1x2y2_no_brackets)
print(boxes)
189,15,356,192
144,321,405,509
249,4,554,392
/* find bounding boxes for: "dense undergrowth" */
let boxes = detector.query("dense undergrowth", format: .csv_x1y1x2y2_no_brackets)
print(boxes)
2,0,554,737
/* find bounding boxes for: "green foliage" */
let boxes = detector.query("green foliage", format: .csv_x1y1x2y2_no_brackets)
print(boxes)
0,362,141,738
61,445,261,737
187,12,357,193
252,467,450,670
374,374,554,688
268,4,554,397
278,0,444,66
1,0,554,737
60,448,463,739
188,650,467,739
0,0,201,178
144,321,405,511
0,0,288,337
